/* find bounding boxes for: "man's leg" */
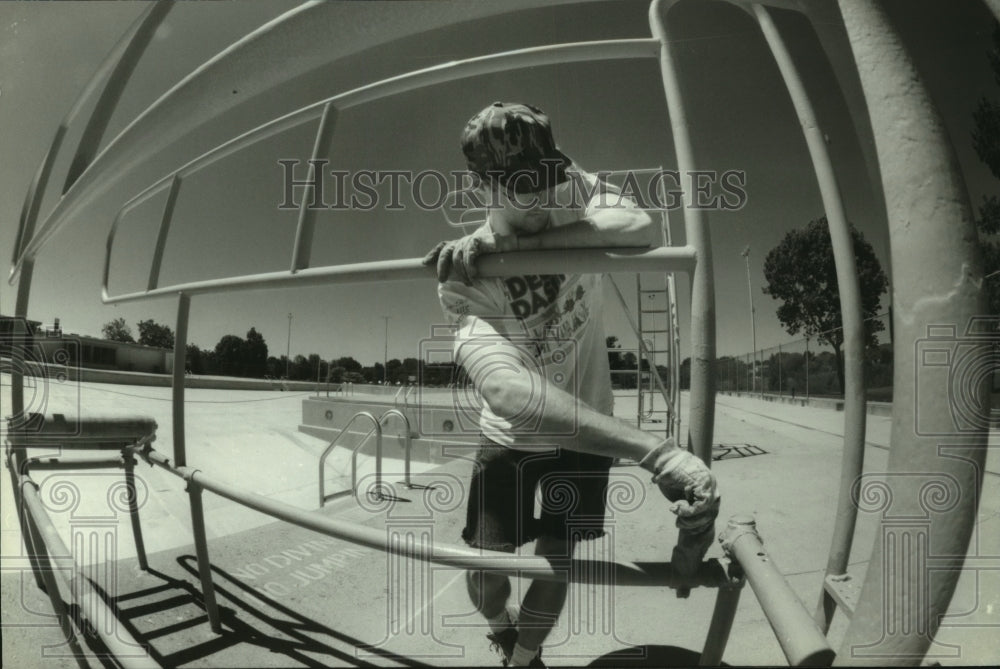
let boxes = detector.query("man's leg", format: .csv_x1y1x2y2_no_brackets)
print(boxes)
515,534,573,654
466,569,511,619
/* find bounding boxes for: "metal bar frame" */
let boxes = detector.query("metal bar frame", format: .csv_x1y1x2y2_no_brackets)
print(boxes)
101,246,697,304
135,443,737,589
649,0,716,465
729,3,868,630
835,0,990,662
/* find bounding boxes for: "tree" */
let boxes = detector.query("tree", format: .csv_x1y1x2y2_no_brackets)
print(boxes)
244,327,268,378
137,319,175,349
332,356,362,374
386,358,403,384
291,354,311,380
972,20,1000,314
763,218,888,393
101,317,134,343
214,334,247,376
185,343,203,374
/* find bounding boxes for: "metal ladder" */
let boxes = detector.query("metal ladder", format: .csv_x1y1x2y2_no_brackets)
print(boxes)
635,271,678,440
318,408,420,507
609,175,681,445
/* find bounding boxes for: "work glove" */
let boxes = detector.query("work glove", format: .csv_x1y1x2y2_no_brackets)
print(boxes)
421,230,516,285
639,439,720,530
640,439,720,595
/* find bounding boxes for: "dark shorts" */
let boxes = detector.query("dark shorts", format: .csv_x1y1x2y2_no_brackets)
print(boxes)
461,436,614,552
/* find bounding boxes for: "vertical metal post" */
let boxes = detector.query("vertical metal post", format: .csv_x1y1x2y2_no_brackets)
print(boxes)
382,316,390,386
805,337,810,401
187,481,222,633
123,451,148,571
650,0,716,464
741,245,757,393
744,2,868,631
836,0,989,663
286,312,292,379
777,343,782,396
699,585,743,666
173,294,190,467
172,292,221,631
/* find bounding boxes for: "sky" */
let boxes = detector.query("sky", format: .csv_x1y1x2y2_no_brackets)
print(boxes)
1,0,996,370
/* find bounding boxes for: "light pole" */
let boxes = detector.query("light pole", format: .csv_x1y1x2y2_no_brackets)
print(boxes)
286,313,292,378
382,316,390,385
741,245,758,395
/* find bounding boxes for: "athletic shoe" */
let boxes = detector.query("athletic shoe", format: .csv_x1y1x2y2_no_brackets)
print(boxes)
486,605,520,665
484,605,545,667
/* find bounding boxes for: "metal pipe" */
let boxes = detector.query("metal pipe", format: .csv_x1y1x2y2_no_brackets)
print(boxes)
20,477,158,668
18,493,89,669
147,175,182,291
186,482,222,633
721,516,835,666
61,1,175,194
173,293,190,467
744,2,869,630
699,585,743,666
137,445,731,588
836,1,990,663
649,0,716,465
805,337,810,400
109,38,660,225
123,451,149,571
9,262,36,572
103,246,697,304
291,103,339,272
741,246,758,394
10,1,169,272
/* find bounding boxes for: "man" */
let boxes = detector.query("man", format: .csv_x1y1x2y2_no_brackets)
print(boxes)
423,102,720,667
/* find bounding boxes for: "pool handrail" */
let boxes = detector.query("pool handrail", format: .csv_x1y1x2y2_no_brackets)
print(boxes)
318,411,382,506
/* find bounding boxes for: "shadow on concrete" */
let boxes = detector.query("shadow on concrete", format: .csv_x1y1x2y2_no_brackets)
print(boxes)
82,555,430,668
588,645,729,667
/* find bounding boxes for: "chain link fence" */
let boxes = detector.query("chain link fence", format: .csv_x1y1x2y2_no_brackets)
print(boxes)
717,312,894,402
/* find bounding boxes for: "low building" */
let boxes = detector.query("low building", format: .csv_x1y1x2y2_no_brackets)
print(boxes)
1,315,172,375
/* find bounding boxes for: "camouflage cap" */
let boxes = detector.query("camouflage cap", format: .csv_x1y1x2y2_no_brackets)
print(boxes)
460,101,572,195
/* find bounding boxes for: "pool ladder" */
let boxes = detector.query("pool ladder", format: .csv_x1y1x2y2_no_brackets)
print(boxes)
318,408,417,507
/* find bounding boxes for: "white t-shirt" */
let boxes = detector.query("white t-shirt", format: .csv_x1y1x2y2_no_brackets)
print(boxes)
437,172,631,447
